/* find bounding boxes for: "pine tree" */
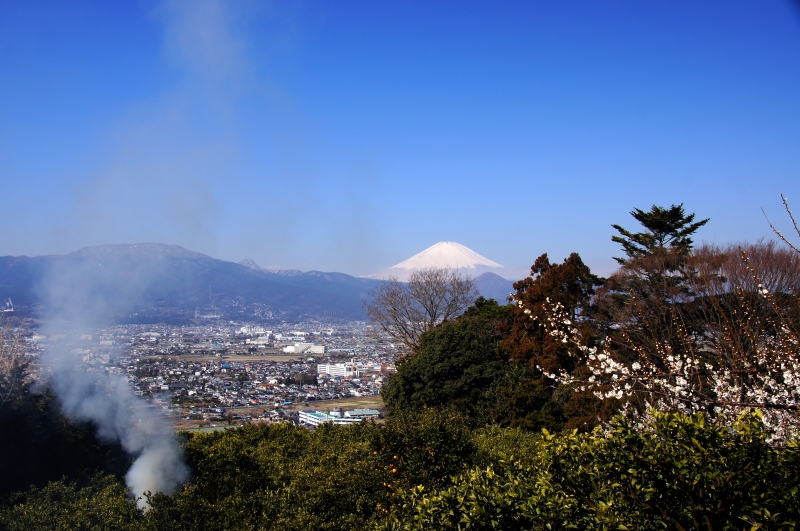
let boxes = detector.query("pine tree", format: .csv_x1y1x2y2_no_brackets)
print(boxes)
611,204,709,264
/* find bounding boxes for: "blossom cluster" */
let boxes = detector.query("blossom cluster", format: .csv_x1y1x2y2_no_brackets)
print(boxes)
516,287,800,442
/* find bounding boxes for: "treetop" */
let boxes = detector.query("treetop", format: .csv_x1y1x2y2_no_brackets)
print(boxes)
611,203,709,263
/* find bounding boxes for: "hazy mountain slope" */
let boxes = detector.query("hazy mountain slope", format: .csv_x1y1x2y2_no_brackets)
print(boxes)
240,260,381,301
0,244,375,321
474,272,514,303
0,255,51,307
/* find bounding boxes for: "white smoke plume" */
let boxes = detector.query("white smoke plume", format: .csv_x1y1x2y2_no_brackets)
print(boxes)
48,356,189,502
38,255,189,507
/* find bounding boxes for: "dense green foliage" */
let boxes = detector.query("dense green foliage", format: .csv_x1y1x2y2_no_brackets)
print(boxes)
0,359,128,503
0,475,142,531
378,411,800,531
381,298,511,421
0,408,482,531
2,411,798,531
144,408,477,531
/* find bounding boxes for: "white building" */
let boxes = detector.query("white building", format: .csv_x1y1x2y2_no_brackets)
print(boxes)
246,337,272,345
240,325,271,336
298,410,362,427
283,343,326,355
317,362,359,378
344,409,380,419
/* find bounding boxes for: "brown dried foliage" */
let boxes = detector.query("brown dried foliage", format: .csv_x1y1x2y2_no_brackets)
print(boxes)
504,253,600,374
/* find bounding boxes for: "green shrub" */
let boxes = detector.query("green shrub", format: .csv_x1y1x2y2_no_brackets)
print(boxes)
376,411,800,531
0,475,141,531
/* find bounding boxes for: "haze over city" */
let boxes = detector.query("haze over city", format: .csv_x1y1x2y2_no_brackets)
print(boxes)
2,1,799,276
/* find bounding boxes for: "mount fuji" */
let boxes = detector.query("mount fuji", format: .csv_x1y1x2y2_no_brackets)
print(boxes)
366,241,514,292
391,241,502,271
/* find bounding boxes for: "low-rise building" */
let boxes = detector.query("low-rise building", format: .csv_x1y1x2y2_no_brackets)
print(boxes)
298,410,362,427
317,362,359,378
284,343,326,355
344,409,380,419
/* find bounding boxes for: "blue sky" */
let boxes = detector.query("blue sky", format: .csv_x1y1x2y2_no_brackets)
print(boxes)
1,1,799,277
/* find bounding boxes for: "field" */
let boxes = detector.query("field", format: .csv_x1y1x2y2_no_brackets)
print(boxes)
146,352,310,363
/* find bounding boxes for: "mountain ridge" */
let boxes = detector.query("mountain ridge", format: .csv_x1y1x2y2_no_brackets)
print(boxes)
473,272,514,303
0,244,517,323
0,244,381,322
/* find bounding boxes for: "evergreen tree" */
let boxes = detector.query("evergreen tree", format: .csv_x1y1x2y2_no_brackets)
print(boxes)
604,203,710,302
500,253,608,432
380,297,511,421
504,253,601,375
611,203,709,264
597,204,711,406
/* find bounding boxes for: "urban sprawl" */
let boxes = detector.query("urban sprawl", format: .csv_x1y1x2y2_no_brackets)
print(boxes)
21,320,399,429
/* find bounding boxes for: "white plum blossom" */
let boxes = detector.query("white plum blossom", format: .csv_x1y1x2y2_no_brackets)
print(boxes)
514,283,800,443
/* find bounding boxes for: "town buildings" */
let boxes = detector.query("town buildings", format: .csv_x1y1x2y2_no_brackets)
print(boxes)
19,319,397,429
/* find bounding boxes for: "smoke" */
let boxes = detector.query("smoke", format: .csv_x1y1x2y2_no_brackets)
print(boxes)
38,255,189,507
48,357,189,502
48,0,267,261
29,4,265,502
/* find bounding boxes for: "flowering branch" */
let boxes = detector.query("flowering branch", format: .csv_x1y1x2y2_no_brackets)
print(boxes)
517,276,800,442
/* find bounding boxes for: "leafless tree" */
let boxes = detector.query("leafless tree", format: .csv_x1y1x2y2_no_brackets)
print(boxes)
364,267,479,353
693,240,800,295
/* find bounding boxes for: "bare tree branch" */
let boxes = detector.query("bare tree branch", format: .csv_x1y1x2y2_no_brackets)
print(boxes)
364,267,479,353
762,194,800,254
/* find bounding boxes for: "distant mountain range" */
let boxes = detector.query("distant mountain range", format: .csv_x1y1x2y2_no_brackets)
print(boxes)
0,244,381,322
0,243,516,323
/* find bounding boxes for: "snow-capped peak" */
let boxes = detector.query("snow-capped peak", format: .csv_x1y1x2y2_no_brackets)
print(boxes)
391,241,502,270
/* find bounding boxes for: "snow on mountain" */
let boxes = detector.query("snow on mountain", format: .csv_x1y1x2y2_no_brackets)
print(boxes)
391,241,502,270
366,242,509,281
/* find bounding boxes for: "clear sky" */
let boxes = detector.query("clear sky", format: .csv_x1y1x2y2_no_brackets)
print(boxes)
1,1,799,278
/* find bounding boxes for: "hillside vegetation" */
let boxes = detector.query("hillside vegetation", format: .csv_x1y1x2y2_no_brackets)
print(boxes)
1,203,800,530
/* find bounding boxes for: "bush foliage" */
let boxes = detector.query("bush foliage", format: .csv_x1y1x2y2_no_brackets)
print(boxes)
2,410,798,531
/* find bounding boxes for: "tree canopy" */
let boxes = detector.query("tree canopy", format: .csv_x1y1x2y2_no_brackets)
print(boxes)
611,203,709,263
504,252,601,372
380,297,511,420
